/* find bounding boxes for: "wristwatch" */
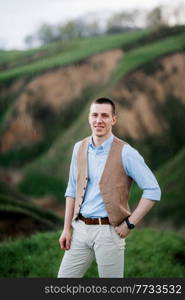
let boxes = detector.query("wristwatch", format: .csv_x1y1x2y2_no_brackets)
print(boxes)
125,216,135,229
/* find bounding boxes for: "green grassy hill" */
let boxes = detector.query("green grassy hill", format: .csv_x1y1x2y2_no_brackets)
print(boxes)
0,30,149,86
0,30,151,168
113,32,185,84
0,227,184,277
1,25,184,79
1,28,185,170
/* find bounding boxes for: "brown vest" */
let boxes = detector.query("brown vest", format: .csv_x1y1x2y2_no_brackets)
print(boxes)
73,136,133,226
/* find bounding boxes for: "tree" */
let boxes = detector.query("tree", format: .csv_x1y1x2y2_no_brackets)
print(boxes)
84,21,100,37
57,20,84,40
146,6,166,29
106,10,140,34
37,23,58,45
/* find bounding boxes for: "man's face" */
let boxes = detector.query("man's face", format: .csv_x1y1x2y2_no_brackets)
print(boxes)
88,103,117,138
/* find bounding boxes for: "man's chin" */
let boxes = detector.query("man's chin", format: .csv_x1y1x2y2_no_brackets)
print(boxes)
94,132,105,137
96,134,103,137
92,129,106,137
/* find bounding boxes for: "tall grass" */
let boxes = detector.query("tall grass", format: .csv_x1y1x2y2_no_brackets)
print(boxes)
0,228,184,277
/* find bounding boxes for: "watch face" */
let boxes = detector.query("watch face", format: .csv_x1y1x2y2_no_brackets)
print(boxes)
125,217,135,229
129,224,135,229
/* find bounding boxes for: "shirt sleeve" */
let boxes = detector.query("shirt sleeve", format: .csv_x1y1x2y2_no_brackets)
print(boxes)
64,141,81,198
122,144,161,201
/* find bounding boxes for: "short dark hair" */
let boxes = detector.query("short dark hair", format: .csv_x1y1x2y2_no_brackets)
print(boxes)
91,97,116,115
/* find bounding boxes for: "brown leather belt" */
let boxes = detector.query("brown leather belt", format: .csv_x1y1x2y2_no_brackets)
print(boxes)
79,214,110,225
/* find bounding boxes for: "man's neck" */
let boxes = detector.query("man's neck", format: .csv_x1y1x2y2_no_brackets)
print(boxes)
92,133,112,147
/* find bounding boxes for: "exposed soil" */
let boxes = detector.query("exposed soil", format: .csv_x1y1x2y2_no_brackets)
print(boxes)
1,51,185,149
113,52,185,139
1,49,123,152
1,51,185,189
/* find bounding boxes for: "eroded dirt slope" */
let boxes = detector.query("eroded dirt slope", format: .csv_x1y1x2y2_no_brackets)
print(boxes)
1,49,123,151
112,52,185,139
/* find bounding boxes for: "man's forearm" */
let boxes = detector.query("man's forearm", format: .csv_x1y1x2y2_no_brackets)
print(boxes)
129,197,156,225
63,196,75,230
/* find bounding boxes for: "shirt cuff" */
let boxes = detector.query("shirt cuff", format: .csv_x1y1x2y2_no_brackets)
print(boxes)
64,190,76,198
142,187,161,201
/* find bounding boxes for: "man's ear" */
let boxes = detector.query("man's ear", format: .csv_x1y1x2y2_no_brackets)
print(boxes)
112,115,117,125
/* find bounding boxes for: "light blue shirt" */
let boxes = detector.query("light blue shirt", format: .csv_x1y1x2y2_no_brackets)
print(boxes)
65,134,161,218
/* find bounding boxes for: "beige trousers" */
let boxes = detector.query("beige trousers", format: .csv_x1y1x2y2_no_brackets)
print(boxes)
57,219,126,278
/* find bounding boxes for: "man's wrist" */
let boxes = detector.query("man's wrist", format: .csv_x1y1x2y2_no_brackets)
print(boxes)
63,225,72,231
124,216,135,229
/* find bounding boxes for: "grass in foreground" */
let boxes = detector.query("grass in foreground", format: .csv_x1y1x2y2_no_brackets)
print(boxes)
0,227,184,277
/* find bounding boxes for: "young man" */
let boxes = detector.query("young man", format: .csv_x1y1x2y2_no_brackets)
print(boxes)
57,97,161,278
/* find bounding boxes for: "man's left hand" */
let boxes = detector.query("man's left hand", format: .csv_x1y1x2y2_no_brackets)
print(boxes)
115,221,130,238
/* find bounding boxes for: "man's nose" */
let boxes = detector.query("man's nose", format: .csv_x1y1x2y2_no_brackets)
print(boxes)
96,115,103,122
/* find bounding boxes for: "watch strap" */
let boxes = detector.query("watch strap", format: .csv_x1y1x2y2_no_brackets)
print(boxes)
125,216,135,229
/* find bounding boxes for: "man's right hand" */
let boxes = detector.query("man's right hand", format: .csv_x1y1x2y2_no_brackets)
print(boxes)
59,229,72,251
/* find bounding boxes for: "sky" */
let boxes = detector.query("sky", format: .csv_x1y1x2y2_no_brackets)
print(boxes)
0,0,184,49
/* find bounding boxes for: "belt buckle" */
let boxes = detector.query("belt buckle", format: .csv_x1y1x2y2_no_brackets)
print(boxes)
98,218,102,225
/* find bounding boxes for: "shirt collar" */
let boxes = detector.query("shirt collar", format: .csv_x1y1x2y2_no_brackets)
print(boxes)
89,134,114,151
